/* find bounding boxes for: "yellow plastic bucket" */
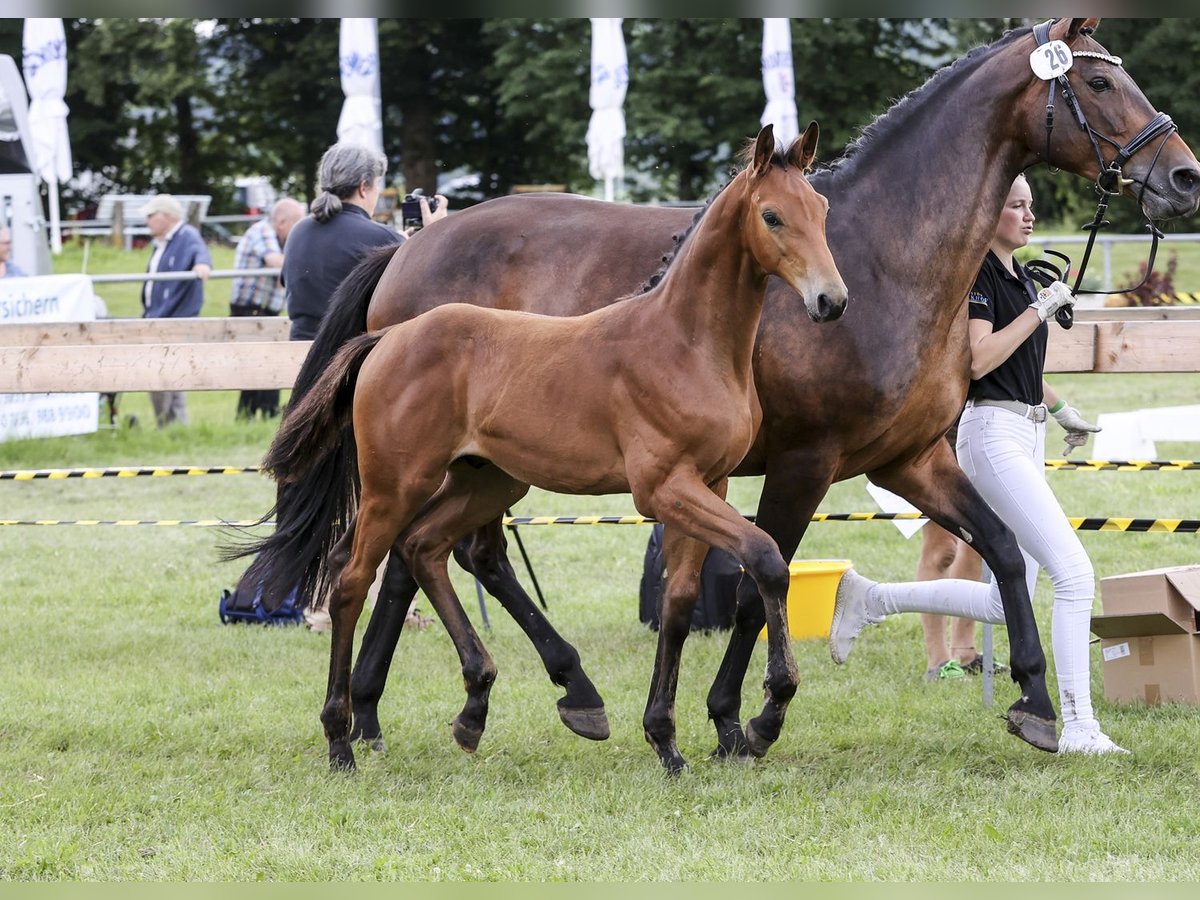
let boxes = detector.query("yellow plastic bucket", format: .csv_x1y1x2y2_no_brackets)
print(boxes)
758,559,853,640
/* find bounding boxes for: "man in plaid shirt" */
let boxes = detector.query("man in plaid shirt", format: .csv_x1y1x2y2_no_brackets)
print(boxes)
230,198,305,419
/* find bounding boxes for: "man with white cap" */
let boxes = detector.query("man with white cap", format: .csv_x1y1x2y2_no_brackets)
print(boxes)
141,193,212,427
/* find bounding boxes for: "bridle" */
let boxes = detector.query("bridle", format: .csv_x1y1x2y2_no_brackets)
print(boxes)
1031,20,1177,325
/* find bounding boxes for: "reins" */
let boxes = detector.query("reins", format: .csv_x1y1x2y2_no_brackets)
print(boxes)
1032,19,1177,327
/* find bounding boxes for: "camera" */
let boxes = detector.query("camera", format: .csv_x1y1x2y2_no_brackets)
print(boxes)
401,188,438,230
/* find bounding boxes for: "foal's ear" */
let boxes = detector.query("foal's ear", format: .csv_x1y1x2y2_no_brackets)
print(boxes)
787,121,820,173
751,124,776,177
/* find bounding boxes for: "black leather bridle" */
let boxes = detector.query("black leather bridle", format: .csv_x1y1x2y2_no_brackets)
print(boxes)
1031,20,1177,324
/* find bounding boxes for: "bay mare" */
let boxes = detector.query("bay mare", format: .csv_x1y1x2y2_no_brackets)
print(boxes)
260,125,847,771
238,19,1200,765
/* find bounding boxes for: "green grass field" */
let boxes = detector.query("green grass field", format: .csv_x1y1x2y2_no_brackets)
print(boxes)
0,245,1198,880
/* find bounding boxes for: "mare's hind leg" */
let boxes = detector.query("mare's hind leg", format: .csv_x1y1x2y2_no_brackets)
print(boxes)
707,450,833,760
637,473,796,771
400,461,532,753
454,519,609,740
870,444,1056,751
349,550,422,751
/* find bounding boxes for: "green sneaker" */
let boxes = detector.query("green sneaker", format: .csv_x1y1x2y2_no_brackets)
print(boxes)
923,659,967,682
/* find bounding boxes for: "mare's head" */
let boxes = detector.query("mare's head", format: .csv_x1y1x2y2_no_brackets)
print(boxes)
1013,18,1200,221
740,122,848,322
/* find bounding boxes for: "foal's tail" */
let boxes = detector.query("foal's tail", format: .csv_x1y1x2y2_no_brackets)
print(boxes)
227,332,384,613
262,332,383,484
220,246,397,611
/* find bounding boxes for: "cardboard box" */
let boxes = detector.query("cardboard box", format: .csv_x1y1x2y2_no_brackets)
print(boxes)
1096,635,1200,705
1091,565,1200,705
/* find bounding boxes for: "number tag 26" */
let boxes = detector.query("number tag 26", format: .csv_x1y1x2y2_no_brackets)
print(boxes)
1029,40,1073,81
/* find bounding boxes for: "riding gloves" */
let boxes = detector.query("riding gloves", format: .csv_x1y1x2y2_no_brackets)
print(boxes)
1031,281,1076,323
1052,403,1101,456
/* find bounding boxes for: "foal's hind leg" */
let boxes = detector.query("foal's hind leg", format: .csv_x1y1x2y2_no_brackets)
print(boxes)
322,494,418,771
454,520,609,741
399,462,532,753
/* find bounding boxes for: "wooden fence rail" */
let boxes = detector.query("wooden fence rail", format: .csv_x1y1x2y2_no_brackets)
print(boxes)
1,312,1199,394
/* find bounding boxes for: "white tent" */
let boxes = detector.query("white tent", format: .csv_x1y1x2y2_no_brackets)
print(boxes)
585,18,627,202
337,18,384,154
22,18,72,255
760,18,800,148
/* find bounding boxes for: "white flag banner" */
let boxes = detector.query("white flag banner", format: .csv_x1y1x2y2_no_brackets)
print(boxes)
337,18,384,153
22,18,72,255
0,275,99,442
760,18,800,148
586,18,628,201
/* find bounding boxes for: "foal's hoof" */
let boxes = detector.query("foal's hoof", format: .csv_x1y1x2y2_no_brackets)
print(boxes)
557,702,610,741
452,715,484,753
1005,708,1059,753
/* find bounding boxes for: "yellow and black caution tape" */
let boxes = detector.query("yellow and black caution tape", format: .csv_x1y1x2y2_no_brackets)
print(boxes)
1046,459,1200,472
0,519,267,527
4,513,1195,532
0,466,258,481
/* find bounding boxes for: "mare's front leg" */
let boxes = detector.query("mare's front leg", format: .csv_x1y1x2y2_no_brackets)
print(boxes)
644,474,797,768
349,549,421,752
454,520,609,740
642,525,709,773
871,448,1056,751
706,450,833,760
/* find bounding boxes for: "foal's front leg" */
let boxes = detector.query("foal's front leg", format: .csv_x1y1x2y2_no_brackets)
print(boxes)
643,474,797,771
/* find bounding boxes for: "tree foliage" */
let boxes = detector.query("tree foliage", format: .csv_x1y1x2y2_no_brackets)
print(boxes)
0,16,1196,228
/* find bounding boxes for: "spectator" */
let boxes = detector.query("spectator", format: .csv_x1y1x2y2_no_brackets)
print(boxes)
279,142,444,631
0,226,27,278
141,194,212,428
230,198,306,420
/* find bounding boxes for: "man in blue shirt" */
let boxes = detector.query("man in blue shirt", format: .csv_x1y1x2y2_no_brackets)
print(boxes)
141,194,212,427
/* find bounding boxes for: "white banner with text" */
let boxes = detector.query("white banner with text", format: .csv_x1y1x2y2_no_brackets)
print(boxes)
0,274,100,441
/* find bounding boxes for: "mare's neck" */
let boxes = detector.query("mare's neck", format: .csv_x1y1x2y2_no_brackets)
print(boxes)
819,45,1034,333
654,178,766,372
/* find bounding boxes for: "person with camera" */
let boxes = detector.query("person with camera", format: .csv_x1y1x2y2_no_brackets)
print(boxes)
282,142,447,342
278,142,445,632
400,188,447,239
829,174,1123,755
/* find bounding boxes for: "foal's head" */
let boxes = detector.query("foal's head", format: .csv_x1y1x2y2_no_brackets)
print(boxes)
740,123,849,323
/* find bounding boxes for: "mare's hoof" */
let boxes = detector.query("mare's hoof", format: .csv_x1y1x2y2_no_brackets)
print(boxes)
1005,709,1059,753
329,744,357,772
557,703,610,741
709,724,752,761
452,715,484,753
744,720,775,758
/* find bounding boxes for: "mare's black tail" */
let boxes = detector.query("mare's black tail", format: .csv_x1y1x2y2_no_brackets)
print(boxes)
221,244,399,611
